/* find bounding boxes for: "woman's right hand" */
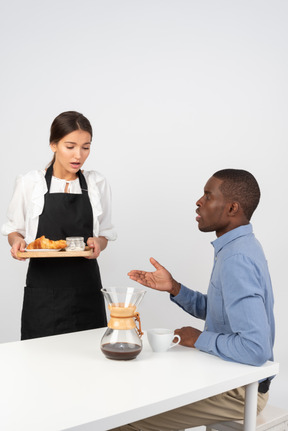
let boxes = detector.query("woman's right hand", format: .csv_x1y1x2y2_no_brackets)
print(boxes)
8,233,27,261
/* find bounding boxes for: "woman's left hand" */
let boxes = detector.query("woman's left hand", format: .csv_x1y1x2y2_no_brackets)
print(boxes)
86,236,108,259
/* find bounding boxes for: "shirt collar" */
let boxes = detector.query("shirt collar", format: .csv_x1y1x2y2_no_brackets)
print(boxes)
211,223,253,254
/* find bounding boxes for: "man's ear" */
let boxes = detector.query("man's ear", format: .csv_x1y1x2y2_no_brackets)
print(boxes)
228,202,240,217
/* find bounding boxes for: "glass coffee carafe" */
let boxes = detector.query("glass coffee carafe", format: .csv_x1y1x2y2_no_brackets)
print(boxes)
101,287,146,360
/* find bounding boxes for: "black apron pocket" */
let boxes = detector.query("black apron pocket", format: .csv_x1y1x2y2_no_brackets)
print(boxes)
73,286,107,330
53,287,77,335
21,286,54,340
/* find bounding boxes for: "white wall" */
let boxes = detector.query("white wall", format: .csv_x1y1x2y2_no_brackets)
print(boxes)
0,0,287,413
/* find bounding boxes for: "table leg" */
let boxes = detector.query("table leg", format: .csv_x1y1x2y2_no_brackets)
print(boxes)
244,381,258,431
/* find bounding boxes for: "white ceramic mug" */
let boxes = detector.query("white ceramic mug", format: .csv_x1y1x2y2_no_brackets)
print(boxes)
147,328,181,352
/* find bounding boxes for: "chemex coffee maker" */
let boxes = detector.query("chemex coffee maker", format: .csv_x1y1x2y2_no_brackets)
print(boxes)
101,287,146,360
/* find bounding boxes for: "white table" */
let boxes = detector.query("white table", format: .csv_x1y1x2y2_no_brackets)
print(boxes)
0,328,278,431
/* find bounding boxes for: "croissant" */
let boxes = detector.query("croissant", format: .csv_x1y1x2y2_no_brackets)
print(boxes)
27,235,67,250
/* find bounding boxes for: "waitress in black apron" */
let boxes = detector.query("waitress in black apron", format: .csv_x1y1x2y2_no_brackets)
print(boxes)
4,111,116,340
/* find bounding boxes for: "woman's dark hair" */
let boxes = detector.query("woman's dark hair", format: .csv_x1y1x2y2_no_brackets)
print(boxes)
213,169,261,221
49,111,93,166
50,111,92,143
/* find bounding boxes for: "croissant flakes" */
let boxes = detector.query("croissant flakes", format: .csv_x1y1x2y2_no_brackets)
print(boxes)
27,235,67,250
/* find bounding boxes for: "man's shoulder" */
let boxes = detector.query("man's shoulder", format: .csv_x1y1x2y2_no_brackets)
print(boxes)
222,233,265,263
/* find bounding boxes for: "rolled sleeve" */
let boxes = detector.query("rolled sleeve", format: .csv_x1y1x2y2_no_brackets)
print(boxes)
98,179,117,241
1,175,27,237
85,171,117,241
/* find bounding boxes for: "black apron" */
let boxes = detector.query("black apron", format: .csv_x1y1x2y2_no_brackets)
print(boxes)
21,164,107,340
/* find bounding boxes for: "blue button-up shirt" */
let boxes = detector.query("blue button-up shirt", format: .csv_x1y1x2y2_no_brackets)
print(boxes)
171,224,275,366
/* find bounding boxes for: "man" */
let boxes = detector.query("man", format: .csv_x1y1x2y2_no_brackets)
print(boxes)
111,169,275,431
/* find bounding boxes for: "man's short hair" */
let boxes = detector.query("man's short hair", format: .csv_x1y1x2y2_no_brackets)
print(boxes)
213,169,261,220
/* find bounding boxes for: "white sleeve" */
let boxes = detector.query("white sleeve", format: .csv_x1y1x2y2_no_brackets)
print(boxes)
85,171,117,241
97,177,117,241
2,170,46,243
1,175,27,237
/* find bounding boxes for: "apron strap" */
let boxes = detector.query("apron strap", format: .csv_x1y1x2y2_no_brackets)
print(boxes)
45,164,88,194
45,164,53,191
78,170,89,194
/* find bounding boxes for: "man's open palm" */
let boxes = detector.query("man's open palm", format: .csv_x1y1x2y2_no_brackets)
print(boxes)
128,257,174,292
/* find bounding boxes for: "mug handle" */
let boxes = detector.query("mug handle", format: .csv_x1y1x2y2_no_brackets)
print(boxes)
169,334,181,349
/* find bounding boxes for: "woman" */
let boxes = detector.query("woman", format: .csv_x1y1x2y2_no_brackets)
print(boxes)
2,111,117,340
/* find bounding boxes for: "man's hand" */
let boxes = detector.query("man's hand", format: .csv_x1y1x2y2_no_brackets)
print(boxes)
174,326,202,348
128,257,181,295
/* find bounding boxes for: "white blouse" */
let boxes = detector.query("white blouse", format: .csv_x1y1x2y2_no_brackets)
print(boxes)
1,169,117,245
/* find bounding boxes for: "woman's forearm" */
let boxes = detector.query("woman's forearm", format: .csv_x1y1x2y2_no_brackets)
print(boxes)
97,236,108,251
8,232,25,247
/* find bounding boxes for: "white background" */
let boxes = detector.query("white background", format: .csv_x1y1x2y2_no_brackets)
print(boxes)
0,0,287,420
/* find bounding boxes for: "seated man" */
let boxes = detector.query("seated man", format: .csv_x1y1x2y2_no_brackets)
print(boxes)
111,169,275,431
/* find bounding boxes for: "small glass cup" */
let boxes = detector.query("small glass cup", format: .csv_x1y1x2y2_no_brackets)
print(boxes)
65,237,85,251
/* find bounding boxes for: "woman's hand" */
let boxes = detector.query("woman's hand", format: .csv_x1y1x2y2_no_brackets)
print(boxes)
86,236,108,259
8,232,27,261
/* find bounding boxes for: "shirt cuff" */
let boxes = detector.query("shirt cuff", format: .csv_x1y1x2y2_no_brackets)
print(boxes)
170,283,185,302
195,330,218,354
98,228,117,241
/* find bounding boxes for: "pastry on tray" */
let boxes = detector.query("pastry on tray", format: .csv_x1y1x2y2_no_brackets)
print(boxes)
27,235,67,250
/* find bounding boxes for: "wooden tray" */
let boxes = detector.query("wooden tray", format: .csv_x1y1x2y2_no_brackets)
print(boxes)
17,246,93,258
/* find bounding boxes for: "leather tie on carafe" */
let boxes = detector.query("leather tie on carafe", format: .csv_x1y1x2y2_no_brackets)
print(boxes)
108,304,144,337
